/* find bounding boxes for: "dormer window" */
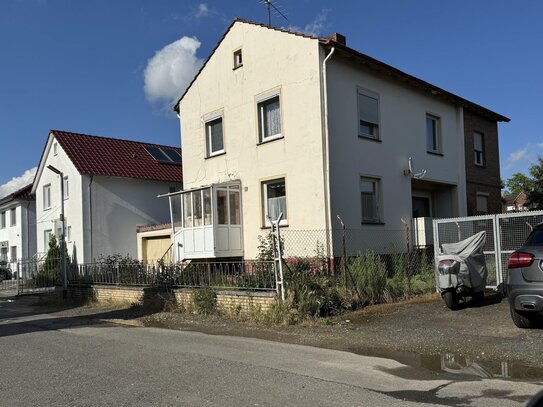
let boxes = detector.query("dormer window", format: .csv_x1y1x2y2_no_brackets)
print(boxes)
233,49,242,69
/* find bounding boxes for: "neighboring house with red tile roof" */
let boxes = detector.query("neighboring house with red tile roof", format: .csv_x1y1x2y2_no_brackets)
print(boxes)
31,130,183,262
170,18,508,261
504,191,529,212
0,184,36,268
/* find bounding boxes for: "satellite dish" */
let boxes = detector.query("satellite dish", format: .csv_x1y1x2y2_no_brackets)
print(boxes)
404,157,426,179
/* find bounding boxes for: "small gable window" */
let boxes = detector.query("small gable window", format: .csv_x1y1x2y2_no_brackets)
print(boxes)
233,49,243,69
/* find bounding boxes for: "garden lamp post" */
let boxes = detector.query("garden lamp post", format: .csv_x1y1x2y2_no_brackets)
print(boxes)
47,165,67,299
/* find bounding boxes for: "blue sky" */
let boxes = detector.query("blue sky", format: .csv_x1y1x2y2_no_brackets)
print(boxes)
0,0,541,196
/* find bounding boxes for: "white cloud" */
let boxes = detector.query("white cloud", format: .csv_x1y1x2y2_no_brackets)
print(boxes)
505,149,528,170
144,36,204,106
195,3,211,18
287,9,330,36
0,167,37,200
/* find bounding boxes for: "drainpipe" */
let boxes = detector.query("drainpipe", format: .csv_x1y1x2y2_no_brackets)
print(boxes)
26,201,31,258
321,46,335,260
89,175,94,261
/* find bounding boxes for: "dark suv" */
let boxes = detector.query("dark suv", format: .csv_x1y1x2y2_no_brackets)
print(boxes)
507,223,543,328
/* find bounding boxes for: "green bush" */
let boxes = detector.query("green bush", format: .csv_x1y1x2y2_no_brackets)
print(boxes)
193,287,217,315
348,251,387,304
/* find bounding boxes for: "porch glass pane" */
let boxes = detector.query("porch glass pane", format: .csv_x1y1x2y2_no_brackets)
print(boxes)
170,194,182,233
203,188,212,225
229,190,240,225
217,190,227,225
193,191,203,226
183,193,192,228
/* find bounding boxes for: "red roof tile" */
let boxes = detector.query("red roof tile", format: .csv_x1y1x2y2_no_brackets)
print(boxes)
52,130,183,183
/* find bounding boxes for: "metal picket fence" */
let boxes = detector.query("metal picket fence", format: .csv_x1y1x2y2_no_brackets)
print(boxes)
433,210,543,288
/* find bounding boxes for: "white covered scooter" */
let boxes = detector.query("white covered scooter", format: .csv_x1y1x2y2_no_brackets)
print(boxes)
436,231,488,309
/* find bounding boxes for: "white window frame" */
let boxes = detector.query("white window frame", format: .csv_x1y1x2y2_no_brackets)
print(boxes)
474,131,485,166
53,142,58,156
476,192,489,215
360,176,382,224
10,246,17,263
44,229,52,251
262,178,287,226
63,176,69,199
426,113,442,154
43,184,51,210
233,48,243,69
204,113,225,157
257,92,282,143
357,88,380,140
0,212,5,229
10,208,16,227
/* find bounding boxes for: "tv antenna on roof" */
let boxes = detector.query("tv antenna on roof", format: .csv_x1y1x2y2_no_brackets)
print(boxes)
261,0,288,27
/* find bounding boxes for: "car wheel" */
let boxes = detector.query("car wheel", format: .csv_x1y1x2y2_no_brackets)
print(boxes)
442,291,458,310
510,305,537,329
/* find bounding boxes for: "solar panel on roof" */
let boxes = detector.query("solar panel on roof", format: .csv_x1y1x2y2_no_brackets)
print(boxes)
162,148,182,164
144,146,170,162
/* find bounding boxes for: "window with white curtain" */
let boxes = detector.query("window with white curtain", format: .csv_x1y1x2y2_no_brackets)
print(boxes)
360,177,381,223
258,95,282,142
263,178,287,225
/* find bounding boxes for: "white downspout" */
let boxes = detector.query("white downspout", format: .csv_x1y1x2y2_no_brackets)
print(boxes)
322,46,335,259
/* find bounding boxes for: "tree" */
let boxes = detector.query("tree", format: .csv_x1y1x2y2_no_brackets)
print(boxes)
527,157,543,209
504,172,534,197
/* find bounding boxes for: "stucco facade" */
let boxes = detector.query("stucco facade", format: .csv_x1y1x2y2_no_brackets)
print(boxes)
175,20,508,259
178,22,327,258
0,187,36,268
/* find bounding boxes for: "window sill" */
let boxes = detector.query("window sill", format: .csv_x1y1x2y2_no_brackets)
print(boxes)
205,152,226,160
358,135,382,143
427,151,444,157
257,136,284,146
474,163,486,168
361,222,385,226
233,64,243,71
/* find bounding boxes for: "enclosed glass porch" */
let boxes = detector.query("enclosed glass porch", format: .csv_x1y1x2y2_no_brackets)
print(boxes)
168,182,243,261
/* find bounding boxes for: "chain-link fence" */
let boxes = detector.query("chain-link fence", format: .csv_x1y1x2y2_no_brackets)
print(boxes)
256,227,436,305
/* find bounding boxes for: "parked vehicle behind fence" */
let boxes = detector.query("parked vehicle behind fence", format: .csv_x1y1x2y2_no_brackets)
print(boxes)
436,231,488,309
0,267,12,282
507,223,543,328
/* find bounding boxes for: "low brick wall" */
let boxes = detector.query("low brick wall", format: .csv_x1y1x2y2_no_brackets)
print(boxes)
66,284,277,314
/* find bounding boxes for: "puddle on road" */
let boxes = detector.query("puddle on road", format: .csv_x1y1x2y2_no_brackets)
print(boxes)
348,346,543,381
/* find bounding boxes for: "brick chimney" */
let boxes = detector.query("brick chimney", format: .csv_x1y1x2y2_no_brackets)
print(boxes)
326,33,346,46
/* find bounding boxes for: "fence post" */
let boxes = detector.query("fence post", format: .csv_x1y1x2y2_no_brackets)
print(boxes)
16,260,20,295
336,215,347,288
493,214,503,287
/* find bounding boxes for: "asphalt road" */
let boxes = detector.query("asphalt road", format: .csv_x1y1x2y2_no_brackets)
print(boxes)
0,294,541,407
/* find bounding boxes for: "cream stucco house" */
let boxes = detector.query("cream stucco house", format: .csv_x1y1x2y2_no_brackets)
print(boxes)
32,130,183,263
168,19,508,261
